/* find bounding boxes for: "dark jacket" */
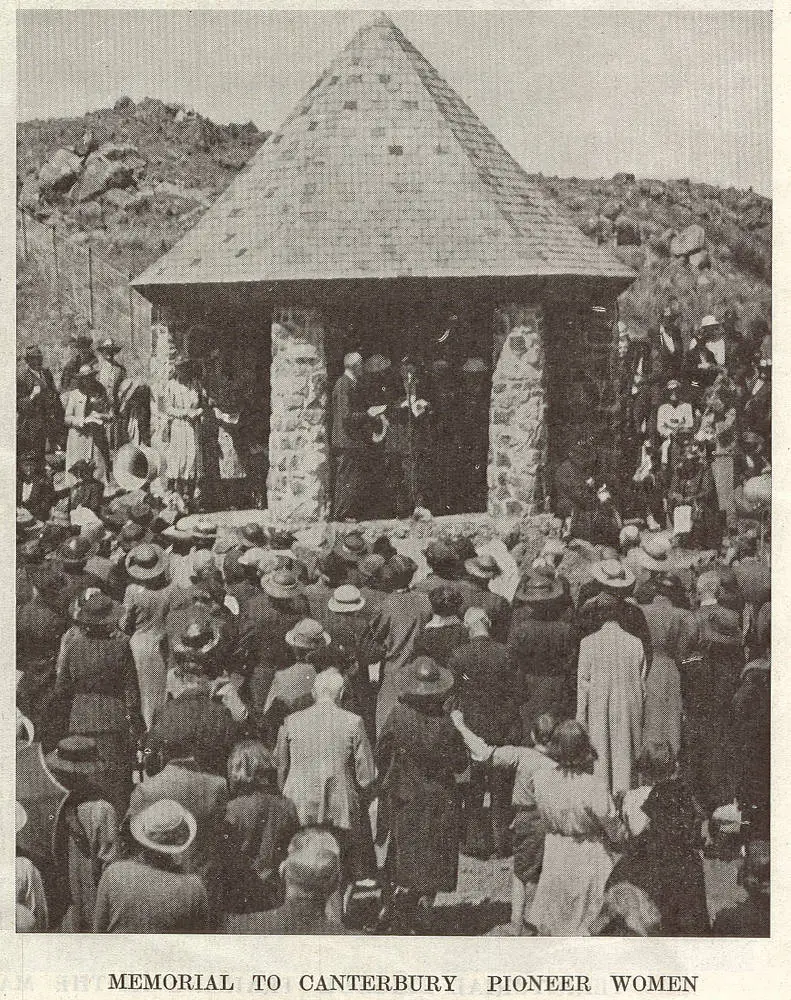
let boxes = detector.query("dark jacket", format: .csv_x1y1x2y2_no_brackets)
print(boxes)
224,897,348,935
376,700,467,894
414,621,468,669
17,475,54,523
93,858,208,933
507,608,577,723
16,597,67,740
459,582,511,643
70,478,105,514
331,373,368,451
238,591,309,674
449,636,520,744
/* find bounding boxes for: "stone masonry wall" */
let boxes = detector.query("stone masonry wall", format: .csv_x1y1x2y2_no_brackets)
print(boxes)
267,306,330,523
488,304,547,519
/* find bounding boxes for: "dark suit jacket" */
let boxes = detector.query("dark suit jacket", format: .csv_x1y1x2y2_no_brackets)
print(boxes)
331,372,367,451
449,636,519,744
17,475,54,522
145,690,249,776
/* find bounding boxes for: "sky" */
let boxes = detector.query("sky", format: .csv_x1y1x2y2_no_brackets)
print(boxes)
17,9,771,194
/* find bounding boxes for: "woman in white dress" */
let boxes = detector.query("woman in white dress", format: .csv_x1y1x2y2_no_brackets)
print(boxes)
165,357,203,499
64,365,111,489
528,720,624,936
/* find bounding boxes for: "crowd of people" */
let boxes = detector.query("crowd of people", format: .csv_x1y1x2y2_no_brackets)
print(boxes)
15,306,770,936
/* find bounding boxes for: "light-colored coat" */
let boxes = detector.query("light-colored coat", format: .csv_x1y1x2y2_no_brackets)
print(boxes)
577,620,645,796
276,699,374,833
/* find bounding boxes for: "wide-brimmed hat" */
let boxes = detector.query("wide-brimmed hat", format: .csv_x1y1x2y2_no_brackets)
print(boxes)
45,735,106,777
55,535,94,569
172,620,221,660
700,314,722,331
464,553,501,580
191,519,218,543
335,531,367,563
514,569,564,605
125,543,167,581
639,530,672,561
118,521,148,553
285,618,331,651
590,559,635,590
130,799,197,856
262,568,302,600
96,337,121,356
238,523,268,549
72,589,117,627
17,508,42,538
328,584,365,614
462,357,488,374
400,656,454,699
16,802,27,834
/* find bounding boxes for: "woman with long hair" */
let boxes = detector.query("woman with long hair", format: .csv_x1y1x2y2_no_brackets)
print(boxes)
528,720,624,935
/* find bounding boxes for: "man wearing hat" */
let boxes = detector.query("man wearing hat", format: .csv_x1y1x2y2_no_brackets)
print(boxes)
383,357,433,518
461,553,511,642
17,453,55,524
507,568,577,725
577,558,653,662
685,315,730,402
333,529,368,583
94,337,127,453
239,566,310,686
331,352,370,521
21,343,64,449
60,334,97,396
45,736,120,931
260,619,331,737
94,799,208,933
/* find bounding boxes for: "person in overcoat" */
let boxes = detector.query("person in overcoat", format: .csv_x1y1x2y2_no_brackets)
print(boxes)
331,353,369,521
375,657,467,932
577,593,646,797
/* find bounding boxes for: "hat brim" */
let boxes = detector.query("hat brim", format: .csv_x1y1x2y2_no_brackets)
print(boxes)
335,544,366,563
125,557,167,581
464,558,499,579
44,751,107,777
263,583,301,600
171,635,221,659
516,580,564,604
590,565,636,589
328,597,366,613
285,628,330,649
401,666,454,699
129,808,197,856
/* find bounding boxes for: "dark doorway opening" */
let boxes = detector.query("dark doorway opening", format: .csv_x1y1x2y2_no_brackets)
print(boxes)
324,283,493,519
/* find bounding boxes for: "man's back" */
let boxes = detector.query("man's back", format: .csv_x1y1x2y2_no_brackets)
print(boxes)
93,859,208,933
224,897,347,935
450,636,518,743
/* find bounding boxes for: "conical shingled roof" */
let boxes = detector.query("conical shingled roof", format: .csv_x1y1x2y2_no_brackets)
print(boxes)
133,14,634,287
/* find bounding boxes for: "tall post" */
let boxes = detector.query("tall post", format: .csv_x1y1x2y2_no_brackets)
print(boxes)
51,225,61,321
87,245,94,327
267,306,330,524
488,304,547,520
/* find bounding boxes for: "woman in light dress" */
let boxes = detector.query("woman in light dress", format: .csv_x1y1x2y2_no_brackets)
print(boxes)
528,720,624,936
64,365,111,489
165,357,203,500
120,543,172,730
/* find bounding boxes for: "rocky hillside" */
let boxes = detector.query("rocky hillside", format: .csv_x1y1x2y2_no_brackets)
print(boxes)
17,100,770,342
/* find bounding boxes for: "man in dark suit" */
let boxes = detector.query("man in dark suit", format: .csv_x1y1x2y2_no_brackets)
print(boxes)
449,607,519,859
331,352,368,521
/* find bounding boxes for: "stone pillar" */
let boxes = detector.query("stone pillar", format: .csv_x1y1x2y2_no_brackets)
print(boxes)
488,304,547,519
267,306,330,523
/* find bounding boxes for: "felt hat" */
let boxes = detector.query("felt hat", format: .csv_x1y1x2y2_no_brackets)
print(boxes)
130,799,197,856
462,357,488,374
285,618,331,651
45,735,106,777
328,584,365,614
96,337,121,356
590,559,635,590
700,314,722,331
464,553,501,580
400,656,454,699
72,589,117,627
125,543,167,582
16,803,27,834
171,620,221,660
55,535,94,569
17,508,42,538
425,540,460,573
262,568,302,600
335,531,368,563
238,523,268,549
118,521,148,553
514,569,564,605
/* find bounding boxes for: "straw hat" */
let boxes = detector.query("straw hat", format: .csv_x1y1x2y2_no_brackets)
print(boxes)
45,735,106,777
285,618,331,651
262,569,302,600
590,559,635,590
700,314,722,331
328,585,365,614
130,799,197,856
400,656,454,699
125,543,167,582
464,553,501,580
639,530,672,561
